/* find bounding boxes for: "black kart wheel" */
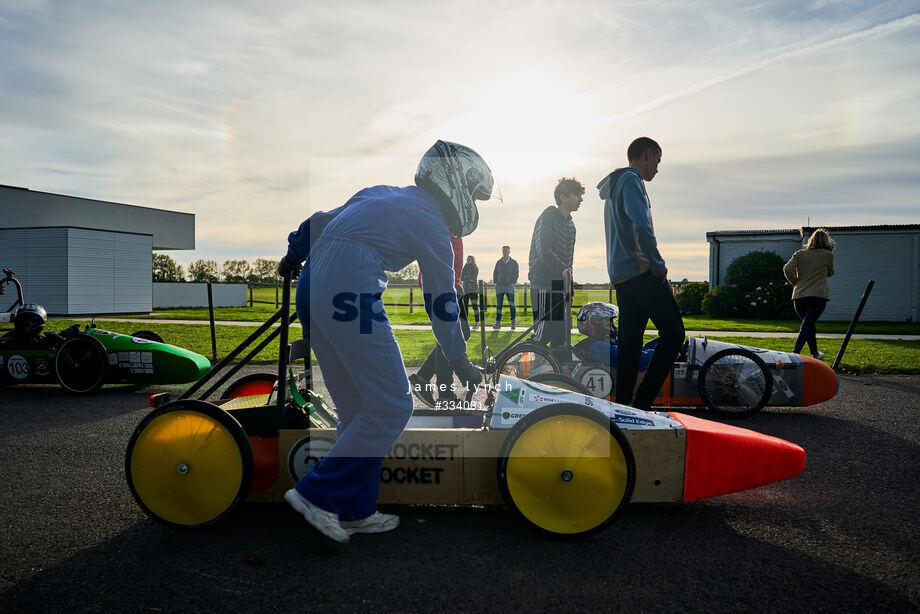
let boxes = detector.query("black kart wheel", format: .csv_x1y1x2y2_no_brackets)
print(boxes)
497,403,635,537
527,372,592,395
698,348,772,418
55,335,107,393
131,330,164,343
221,372,278,399
125,400,254,529
495,343,561,379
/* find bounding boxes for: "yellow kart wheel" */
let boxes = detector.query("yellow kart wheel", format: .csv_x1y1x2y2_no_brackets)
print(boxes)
125,400,254,529
497,403,635,537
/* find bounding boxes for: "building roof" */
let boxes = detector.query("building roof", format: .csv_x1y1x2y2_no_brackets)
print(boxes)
707,224,920,239
0,184,195,249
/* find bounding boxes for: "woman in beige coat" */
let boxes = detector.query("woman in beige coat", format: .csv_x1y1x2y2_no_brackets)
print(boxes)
783,229,835,359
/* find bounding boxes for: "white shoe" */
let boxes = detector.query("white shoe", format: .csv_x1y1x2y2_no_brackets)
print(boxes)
340,511,400,536
284,489,350,544
813,352,825,360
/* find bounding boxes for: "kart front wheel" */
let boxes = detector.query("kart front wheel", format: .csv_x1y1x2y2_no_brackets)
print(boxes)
125,400,254,529
55,335,107,393
698,348,773,419
495,343,561,380
221,372,278,399
497,403,635,537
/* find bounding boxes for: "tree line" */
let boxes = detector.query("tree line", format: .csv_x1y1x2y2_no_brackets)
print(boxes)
153,254,420,284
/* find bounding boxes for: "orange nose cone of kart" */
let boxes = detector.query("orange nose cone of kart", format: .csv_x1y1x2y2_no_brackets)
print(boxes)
800,355,838,406
670,412,806,502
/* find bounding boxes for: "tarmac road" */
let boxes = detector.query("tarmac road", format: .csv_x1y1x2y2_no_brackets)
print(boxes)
0,371,917,612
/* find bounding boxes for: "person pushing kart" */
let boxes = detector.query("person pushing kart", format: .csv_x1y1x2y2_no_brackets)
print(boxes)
277,141,497,544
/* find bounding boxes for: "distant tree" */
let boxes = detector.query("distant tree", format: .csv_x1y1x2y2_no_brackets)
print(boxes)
251,258,279,284
222,259,251,283
387,263,420,283
188,259,220,283
152,253,184,282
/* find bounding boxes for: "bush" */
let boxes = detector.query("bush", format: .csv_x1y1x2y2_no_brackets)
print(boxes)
724,250,787,290
747,282,797,319
701,285,752,318
675,281,709,315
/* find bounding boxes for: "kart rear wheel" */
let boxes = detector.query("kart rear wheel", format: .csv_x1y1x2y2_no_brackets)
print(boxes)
495,343,561,380
698,348,772,419
221,372,278,399
497,403,635,537
131,330,164,343
125,400,254,529
527,372,592,395
55,335,107,393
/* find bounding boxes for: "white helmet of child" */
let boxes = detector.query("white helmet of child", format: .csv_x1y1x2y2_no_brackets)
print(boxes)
415,140,501,237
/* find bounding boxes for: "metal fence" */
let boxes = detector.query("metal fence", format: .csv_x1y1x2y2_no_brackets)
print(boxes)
248,281,697,313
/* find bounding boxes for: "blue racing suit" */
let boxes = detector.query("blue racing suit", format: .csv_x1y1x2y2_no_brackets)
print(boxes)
285,185,464,521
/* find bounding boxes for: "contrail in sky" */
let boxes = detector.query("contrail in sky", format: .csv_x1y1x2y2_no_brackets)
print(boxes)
602,12,920,123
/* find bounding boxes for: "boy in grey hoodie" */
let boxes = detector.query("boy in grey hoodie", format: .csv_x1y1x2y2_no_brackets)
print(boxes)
598,137,684,409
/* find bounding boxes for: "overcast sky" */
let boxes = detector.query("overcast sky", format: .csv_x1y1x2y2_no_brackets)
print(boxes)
1,0,918,282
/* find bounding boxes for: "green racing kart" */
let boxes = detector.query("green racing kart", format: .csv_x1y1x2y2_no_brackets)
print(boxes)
1,268,210,393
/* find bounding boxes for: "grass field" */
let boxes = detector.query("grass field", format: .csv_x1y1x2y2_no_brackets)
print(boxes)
144,285,920,335
43,319,920,374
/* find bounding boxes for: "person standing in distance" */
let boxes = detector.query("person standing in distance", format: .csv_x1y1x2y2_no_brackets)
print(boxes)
598,138,684,409
492,246,519,330
783,228,835,360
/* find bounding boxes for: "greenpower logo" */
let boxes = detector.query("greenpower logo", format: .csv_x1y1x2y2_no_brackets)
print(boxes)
502,411,510,419
499,387,522,404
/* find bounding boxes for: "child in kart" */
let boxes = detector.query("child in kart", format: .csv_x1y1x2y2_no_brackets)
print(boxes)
278,141,498,544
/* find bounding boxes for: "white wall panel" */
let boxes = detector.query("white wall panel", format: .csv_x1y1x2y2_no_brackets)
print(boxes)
67,229,114,313
25,228,69,313
0,229,28,312
114,233,152,312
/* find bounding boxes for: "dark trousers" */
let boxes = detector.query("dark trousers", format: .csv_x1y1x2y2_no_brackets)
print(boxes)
417,289,470,393
462,292,481,325
614,271,685,409
531,281,567,350
792,297,828,356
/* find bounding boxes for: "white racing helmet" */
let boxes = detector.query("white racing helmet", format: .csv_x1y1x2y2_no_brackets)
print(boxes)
13,303,47,338
415,140,501,237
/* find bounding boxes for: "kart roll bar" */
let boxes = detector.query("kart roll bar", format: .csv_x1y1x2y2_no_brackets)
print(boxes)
1,269,25,313
478,270,574,369
177,270,299,411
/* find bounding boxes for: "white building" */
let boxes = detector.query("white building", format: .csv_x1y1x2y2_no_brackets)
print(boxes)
0,185,194,315
706,225,920,322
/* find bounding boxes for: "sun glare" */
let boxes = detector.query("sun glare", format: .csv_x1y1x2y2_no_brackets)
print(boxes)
432,69,595,184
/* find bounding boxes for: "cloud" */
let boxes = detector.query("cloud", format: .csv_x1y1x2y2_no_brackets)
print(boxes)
1,1,918,284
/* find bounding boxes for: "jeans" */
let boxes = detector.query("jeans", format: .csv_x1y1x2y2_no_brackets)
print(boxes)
792,296,828,356
531,282,567,350
614,271,685,409
495,285,516,324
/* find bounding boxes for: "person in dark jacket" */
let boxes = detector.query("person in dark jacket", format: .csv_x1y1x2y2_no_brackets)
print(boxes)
528,177,584,353
461,255,481,328
492,246,519,330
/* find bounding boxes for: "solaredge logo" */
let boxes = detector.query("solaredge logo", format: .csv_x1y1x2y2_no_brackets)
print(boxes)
333,291,458,334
